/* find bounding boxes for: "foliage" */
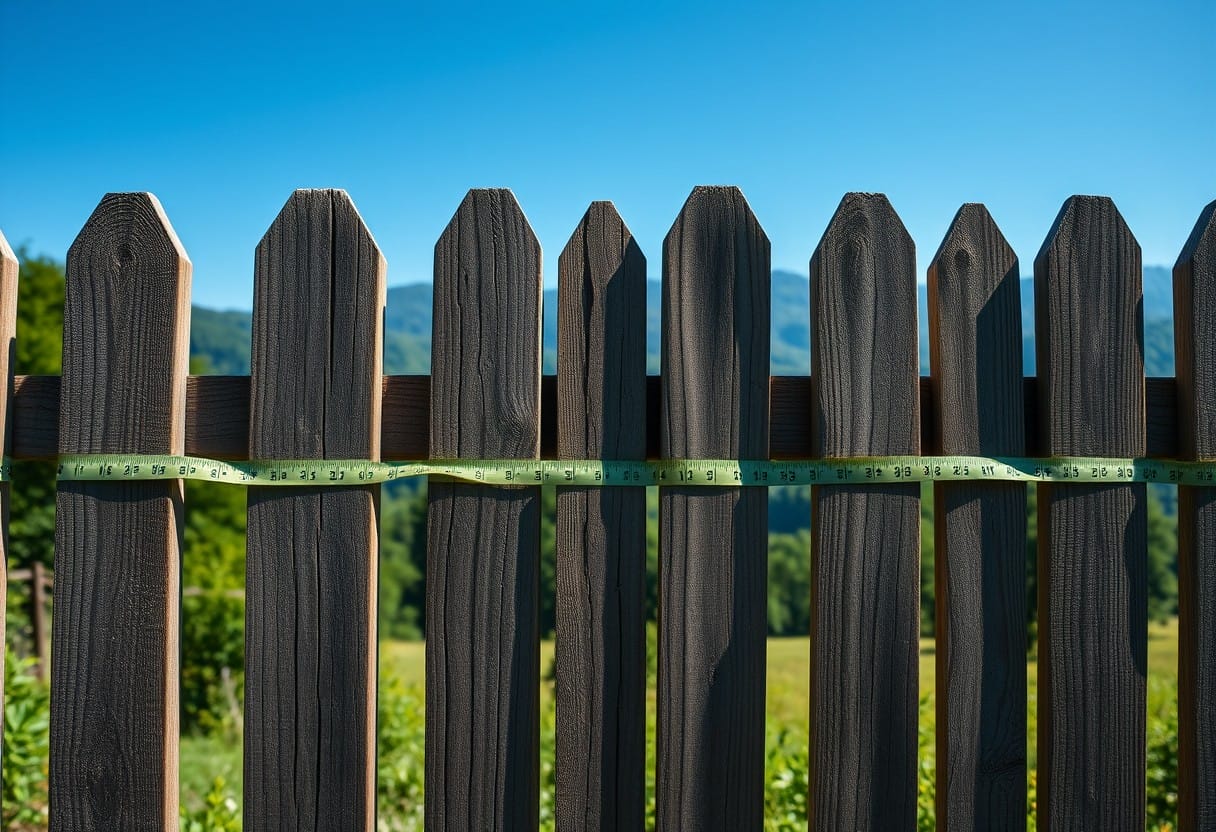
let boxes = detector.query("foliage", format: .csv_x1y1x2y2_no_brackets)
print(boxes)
179,778,241,832
767,530,810,636
3,651,50,829
376,673,426,830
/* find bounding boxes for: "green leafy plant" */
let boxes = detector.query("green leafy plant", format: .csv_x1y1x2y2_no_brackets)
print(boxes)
3,650,50,829
180,777,241,832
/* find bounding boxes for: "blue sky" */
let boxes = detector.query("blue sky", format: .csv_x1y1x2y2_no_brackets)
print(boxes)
1,0,1213,309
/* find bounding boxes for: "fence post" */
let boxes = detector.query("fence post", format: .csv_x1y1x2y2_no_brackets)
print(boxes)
555,201,647,830
810,192,920,829
928,204,1027,830
0,231,15,745
1035,195,1145,829
427,189,542,830
658,185,769,830
244,189,385,829
1175,199,1216,828
51,193,190,830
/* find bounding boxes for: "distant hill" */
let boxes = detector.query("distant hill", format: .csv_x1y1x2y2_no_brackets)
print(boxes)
189,266,1177,377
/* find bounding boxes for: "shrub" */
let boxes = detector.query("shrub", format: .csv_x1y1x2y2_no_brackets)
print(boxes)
3,650,50,830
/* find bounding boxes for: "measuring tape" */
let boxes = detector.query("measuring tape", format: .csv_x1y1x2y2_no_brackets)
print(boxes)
42,454,1216,486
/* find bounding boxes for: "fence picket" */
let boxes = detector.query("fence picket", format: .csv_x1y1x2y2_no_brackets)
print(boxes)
51,193,190,829
244,189,384,828
555,202,647,830
427,189,542,830
810,192,920,829
659,185,769,830
928,204,1027,830
1035,195,1146,829
0,231,16,759
1175,199,1216,829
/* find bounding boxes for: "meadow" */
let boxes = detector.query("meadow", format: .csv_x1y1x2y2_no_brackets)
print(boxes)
168,619,1181,831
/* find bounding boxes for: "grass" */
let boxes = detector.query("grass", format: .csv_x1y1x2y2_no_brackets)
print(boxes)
180,619,1181,813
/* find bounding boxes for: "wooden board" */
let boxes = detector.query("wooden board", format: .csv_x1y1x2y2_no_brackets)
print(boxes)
244,190,384,829
51,193,190,830
426,189,542,830
658,185,769,830
554,202,647,830
5,374,1184,462
927,204,1026,829
0,231,17,760
1034,195,1146,830
1175,199,1216,829
810,192,920,829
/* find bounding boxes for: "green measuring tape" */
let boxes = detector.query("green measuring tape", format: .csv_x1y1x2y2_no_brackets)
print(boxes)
46,454,1216,486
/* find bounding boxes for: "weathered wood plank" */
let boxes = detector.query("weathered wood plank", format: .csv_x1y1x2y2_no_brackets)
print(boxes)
927,204,1026,830
1175,199,1216,830
244,189,384,829
1035,195,1146,830
4,374,1184,462
658,185,769,830
555,202,647,831
427,189,542,831
51,193,190,830
810,192,920,830
0,231,16,753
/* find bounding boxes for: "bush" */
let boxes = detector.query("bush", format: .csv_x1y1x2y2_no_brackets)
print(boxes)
3,650,50,830
180,778,241,832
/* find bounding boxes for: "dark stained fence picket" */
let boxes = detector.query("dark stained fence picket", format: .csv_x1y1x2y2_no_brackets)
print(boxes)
50,193,191,829
810,193,920,830
1034,195,1146,830
1175,199,1216,829
555,201,648,830
244,189,385,828
0,231,17,765
658,186,770,830
927,204,1027,829
427,189,543,830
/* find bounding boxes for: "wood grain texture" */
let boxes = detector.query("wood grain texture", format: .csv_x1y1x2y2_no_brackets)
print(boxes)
0,231,16,759
927,205,1026,830
427,189,542,831
555,202,647,831
51,193,190,831
658,186,769,831
1034,195,1146,831
1175,199,1216,830
244,189,385,830
810,192,920,830
4,374,1184,461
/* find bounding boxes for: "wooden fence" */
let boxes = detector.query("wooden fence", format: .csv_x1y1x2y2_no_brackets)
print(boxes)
0,188,1211,830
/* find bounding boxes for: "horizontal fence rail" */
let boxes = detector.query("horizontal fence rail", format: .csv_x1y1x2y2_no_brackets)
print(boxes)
0,189,1212,831
3,373,1189,460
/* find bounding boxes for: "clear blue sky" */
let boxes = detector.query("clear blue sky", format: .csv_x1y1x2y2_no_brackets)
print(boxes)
2,0,1213,309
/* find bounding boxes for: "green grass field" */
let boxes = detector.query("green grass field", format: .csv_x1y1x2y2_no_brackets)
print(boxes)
181,619,1181,815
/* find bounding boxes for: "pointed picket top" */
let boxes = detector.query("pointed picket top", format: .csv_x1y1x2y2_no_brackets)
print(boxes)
1033,195,1142,457
257,188,384,270
557,200,646,461
431,188,542,459
0,227,16,270
928,203,1017,302
811,192,918,458
251,188,386,461
1174,199,1216,460
68,192,188,271
927,203,1022,455
662,185,769,460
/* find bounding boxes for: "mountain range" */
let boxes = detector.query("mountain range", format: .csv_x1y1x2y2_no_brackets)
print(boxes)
190,266,1178,377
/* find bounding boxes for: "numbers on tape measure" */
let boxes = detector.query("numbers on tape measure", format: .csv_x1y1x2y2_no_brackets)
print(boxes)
41,453,1216,487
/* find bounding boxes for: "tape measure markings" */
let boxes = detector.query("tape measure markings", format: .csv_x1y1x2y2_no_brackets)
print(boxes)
41,454,1216,487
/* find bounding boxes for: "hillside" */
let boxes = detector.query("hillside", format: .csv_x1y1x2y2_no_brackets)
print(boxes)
189,266,1177,377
